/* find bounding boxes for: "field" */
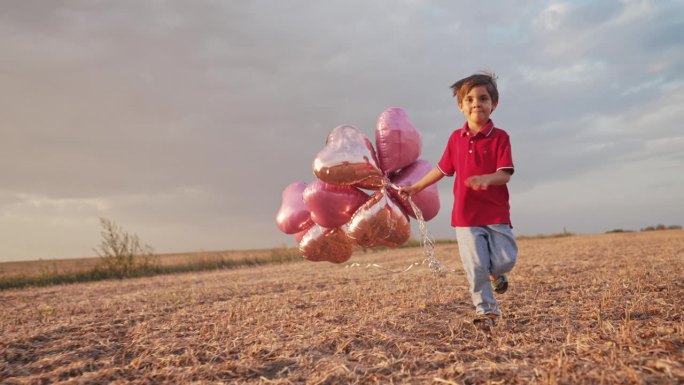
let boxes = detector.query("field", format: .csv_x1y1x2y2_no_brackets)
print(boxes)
0,249,283,281
1,230,683,384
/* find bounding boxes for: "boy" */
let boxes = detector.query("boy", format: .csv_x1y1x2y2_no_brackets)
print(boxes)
401,72,517,330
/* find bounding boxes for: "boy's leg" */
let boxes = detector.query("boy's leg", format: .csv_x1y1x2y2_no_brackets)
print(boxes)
455,226,499,316
486,224,518,278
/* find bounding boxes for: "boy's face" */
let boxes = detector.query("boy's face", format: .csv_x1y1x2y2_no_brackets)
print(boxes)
458,85,497,129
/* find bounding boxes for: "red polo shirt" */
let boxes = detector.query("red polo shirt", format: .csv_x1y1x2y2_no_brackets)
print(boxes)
437,120,514,227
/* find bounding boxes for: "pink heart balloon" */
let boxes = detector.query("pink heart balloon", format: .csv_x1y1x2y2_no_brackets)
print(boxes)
375,107,422,174
299,225,353,263
303,180,370,228
347,188,411,248
313,125,384,189
389,159,440,221
276,182,315,234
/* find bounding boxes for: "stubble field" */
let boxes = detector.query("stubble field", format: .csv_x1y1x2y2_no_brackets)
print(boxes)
1,230,683,384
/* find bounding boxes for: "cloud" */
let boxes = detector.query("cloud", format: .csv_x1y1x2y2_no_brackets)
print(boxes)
534,3,571,31
1,194,109,220
518,60,607,86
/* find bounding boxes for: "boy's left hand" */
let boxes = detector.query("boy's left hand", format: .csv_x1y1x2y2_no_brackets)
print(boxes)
464,175,491,191
465,170,512,191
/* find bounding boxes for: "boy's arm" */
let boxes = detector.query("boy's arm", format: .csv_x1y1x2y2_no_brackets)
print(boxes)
465,169,512,191
400,166,445,196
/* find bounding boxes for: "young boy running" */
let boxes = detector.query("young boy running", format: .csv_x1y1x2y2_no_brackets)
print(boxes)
401,72,517,330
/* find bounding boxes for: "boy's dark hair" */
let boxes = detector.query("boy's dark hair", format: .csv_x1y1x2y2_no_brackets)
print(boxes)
450,72,499,105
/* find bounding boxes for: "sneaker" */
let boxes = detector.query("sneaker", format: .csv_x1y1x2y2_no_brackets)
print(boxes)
473,314,497,331
491,274,508,294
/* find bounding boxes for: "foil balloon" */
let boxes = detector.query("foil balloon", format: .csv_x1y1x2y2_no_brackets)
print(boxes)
303,180,370,228
276,182,315,234
389,159,440,221
278,107,441,264
375,107,422,174
294,229,308,244
313,125,384,189
347,188,411,248
299,225,353,263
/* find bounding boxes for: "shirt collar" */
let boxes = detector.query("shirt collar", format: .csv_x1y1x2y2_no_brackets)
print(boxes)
460,120,495,137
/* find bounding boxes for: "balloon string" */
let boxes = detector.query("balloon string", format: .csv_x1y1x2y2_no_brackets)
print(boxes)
345,183,453,275
345,262,419,274
404,192,453,274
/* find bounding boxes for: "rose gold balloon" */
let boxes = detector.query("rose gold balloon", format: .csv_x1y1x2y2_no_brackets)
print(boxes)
375,107,422,174
313,125,384,189
303,180,370,228
294,229,308,244
389,159,440,221
276,182,315,234
347,188,411,248
299,225,353,263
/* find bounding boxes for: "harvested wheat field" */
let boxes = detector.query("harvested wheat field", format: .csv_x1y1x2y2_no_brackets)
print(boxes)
1,230,683,384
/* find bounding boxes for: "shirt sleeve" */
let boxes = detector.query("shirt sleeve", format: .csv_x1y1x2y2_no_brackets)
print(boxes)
437,132,456,176
496,132,514,174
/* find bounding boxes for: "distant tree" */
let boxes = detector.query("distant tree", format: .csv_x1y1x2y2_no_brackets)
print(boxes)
95,218,157,278
606,229,633,233
641,224,682,232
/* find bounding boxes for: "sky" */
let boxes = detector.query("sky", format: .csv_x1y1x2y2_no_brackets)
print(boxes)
1,0,683,262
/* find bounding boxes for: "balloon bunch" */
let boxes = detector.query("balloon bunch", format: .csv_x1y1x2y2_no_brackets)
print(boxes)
276,107,440,263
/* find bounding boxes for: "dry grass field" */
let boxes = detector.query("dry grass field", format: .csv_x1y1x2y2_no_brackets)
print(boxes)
0,249,283,280
1,230,683,384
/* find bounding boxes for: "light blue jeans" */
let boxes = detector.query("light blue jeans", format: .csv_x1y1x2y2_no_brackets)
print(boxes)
455,225,518,316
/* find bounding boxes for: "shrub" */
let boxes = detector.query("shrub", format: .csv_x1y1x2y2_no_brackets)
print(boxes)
640,224,681,232
94,218,159,278
606,229,634,234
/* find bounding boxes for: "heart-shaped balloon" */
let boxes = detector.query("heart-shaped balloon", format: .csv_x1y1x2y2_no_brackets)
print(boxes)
299,225,353,263
303,180,370,228
313,125,384,189
276,182,315,234
278,107,441,263
389,159,440,221
347,188,411,248
294,229,308,244
375,107,422,174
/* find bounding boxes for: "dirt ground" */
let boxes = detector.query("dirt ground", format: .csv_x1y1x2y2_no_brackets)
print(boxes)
1,230,683,384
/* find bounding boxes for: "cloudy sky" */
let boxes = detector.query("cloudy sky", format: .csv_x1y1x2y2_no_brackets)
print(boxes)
1,1,682,262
